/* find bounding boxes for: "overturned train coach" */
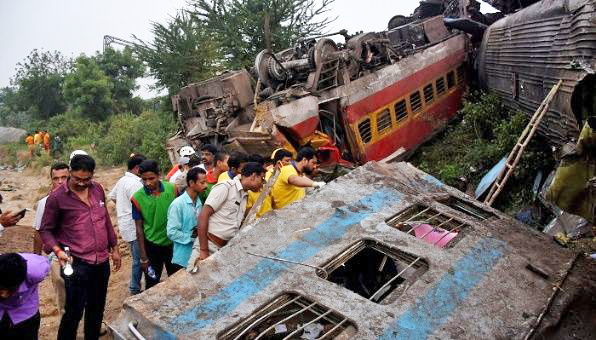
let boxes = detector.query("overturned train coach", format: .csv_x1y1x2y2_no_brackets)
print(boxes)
108,162,594,339
168,15,469,166
477,0,596,146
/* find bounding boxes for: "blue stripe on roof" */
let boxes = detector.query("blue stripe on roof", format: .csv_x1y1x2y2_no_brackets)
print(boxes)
379,237,506,340
168,189,404,334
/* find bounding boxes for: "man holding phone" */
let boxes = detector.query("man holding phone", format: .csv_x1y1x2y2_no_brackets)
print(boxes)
39,154,121,340
0,194,24,238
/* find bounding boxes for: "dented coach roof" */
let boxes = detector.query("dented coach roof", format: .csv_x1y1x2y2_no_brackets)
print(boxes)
109,162,581,339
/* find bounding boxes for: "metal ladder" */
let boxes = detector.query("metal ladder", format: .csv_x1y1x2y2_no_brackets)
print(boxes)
484,79,563,206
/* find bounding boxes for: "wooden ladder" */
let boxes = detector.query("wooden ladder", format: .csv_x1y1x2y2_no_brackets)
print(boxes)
484,79,563,206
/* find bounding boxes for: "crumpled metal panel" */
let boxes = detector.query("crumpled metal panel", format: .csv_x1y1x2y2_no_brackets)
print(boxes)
477,0,596,147
109,162,585,339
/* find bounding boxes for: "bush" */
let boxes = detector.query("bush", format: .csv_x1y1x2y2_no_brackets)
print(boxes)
410,91,555,213
95,110,176,169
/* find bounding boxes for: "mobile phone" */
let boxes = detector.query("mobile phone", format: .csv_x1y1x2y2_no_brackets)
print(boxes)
16,208,27,218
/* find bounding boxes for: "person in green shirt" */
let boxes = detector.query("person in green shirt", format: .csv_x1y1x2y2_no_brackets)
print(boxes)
131,160,180,289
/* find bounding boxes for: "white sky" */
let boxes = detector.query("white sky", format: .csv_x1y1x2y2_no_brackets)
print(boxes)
0,0,497,99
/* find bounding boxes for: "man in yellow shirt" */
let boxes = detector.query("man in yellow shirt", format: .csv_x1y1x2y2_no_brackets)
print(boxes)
271,147,325,210
252,149,293,217
33,130,43,145
217,152,245,183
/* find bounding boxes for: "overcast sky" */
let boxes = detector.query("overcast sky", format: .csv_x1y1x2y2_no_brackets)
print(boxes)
0,1,495,98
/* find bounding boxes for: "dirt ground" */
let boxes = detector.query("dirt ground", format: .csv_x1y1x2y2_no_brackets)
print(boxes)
0,165,131,340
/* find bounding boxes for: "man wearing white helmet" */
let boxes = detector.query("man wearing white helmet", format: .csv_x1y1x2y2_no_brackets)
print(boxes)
166,146,195,181
69,150,88,163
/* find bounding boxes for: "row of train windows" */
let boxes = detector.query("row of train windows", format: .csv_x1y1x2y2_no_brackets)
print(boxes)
358,65,465,144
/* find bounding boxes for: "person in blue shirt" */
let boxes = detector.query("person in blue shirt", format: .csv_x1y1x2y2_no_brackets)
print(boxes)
166,167,209,268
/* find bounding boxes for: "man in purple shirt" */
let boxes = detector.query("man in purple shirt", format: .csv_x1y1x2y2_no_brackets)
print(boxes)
39,154,121,340
0,253,50,340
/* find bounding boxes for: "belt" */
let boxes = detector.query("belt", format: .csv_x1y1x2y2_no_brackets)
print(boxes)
208,233,228,248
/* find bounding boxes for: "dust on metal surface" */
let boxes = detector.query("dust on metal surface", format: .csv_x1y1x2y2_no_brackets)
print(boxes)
109,162,580,339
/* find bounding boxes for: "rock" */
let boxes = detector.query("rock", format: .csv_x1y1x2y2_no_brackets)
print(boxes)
0,127,27,144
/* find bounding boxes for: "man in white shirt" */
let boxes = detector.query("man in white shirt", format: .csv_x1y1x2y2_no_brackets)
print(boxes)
33,161,69,316
107,154,146,295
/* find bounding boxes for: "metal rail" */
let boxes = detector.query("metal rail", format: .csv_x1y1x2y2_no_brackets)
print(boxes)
127,321,146,340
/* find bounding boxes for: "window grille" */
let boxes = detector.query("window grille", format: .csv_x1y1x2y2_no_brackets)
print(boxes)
394,100,408,122
358,118,372,144
376,109,392,134
218,293,357,340
410,91,422,113
385,204,470,248
423,84,434,104
319,240,428,304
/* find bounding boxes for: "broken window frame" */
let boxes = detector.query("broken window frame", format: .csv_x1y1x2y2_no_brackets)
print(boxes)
218,292,357,340
385,204,472,248
439,196,497,221
318,239,429,305
358,117,372,144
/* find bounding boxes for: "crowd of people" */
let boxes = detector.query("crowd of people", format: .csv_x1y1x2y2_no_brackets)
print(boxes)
24,130,63,158
0,143,326,339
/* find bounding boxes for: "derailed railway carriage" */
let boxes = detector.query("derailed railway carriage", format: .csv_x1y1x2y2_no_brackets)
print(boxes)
168,15,469,167
109,162,590,339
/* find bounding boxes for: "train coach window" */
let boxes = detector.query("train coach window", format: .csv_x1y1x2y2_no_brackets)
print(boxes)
395,99,408,122
447,71,455,89
318,239,428,304
436,77,446,96
410,90,422,113
440,196,497,220
376,109,392,134
358,118,372,144
456,65,465,84
218,292,358,339
423,84,434,104
385,204,471,248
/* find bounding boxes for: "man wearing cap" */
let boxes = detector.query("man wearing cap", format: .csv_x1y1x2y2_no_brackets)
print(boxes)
107,154,146,295
166,146,195,181
169,156,190,192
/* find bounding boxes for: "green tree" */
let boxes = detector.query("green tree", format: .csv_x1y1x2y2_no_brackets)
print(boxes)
94,47,145,114
134,11,220,94
0,87,31,127
10,49,71,120
63,56,112,120
191,0,336,69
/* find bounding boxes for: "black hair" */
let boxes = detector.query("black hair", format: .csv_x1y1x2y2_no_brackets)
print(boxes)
186,166,207,185
273,149,293,163
201,144,218,155
241,162,265,177
0,253,27,289
228,152,248,169
188,154,202,167
248,154,265,165
214,152,229,163
296,147,316,162
127,154,146,170
50,162,69,177
70,154,96,172
138,160,160,175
